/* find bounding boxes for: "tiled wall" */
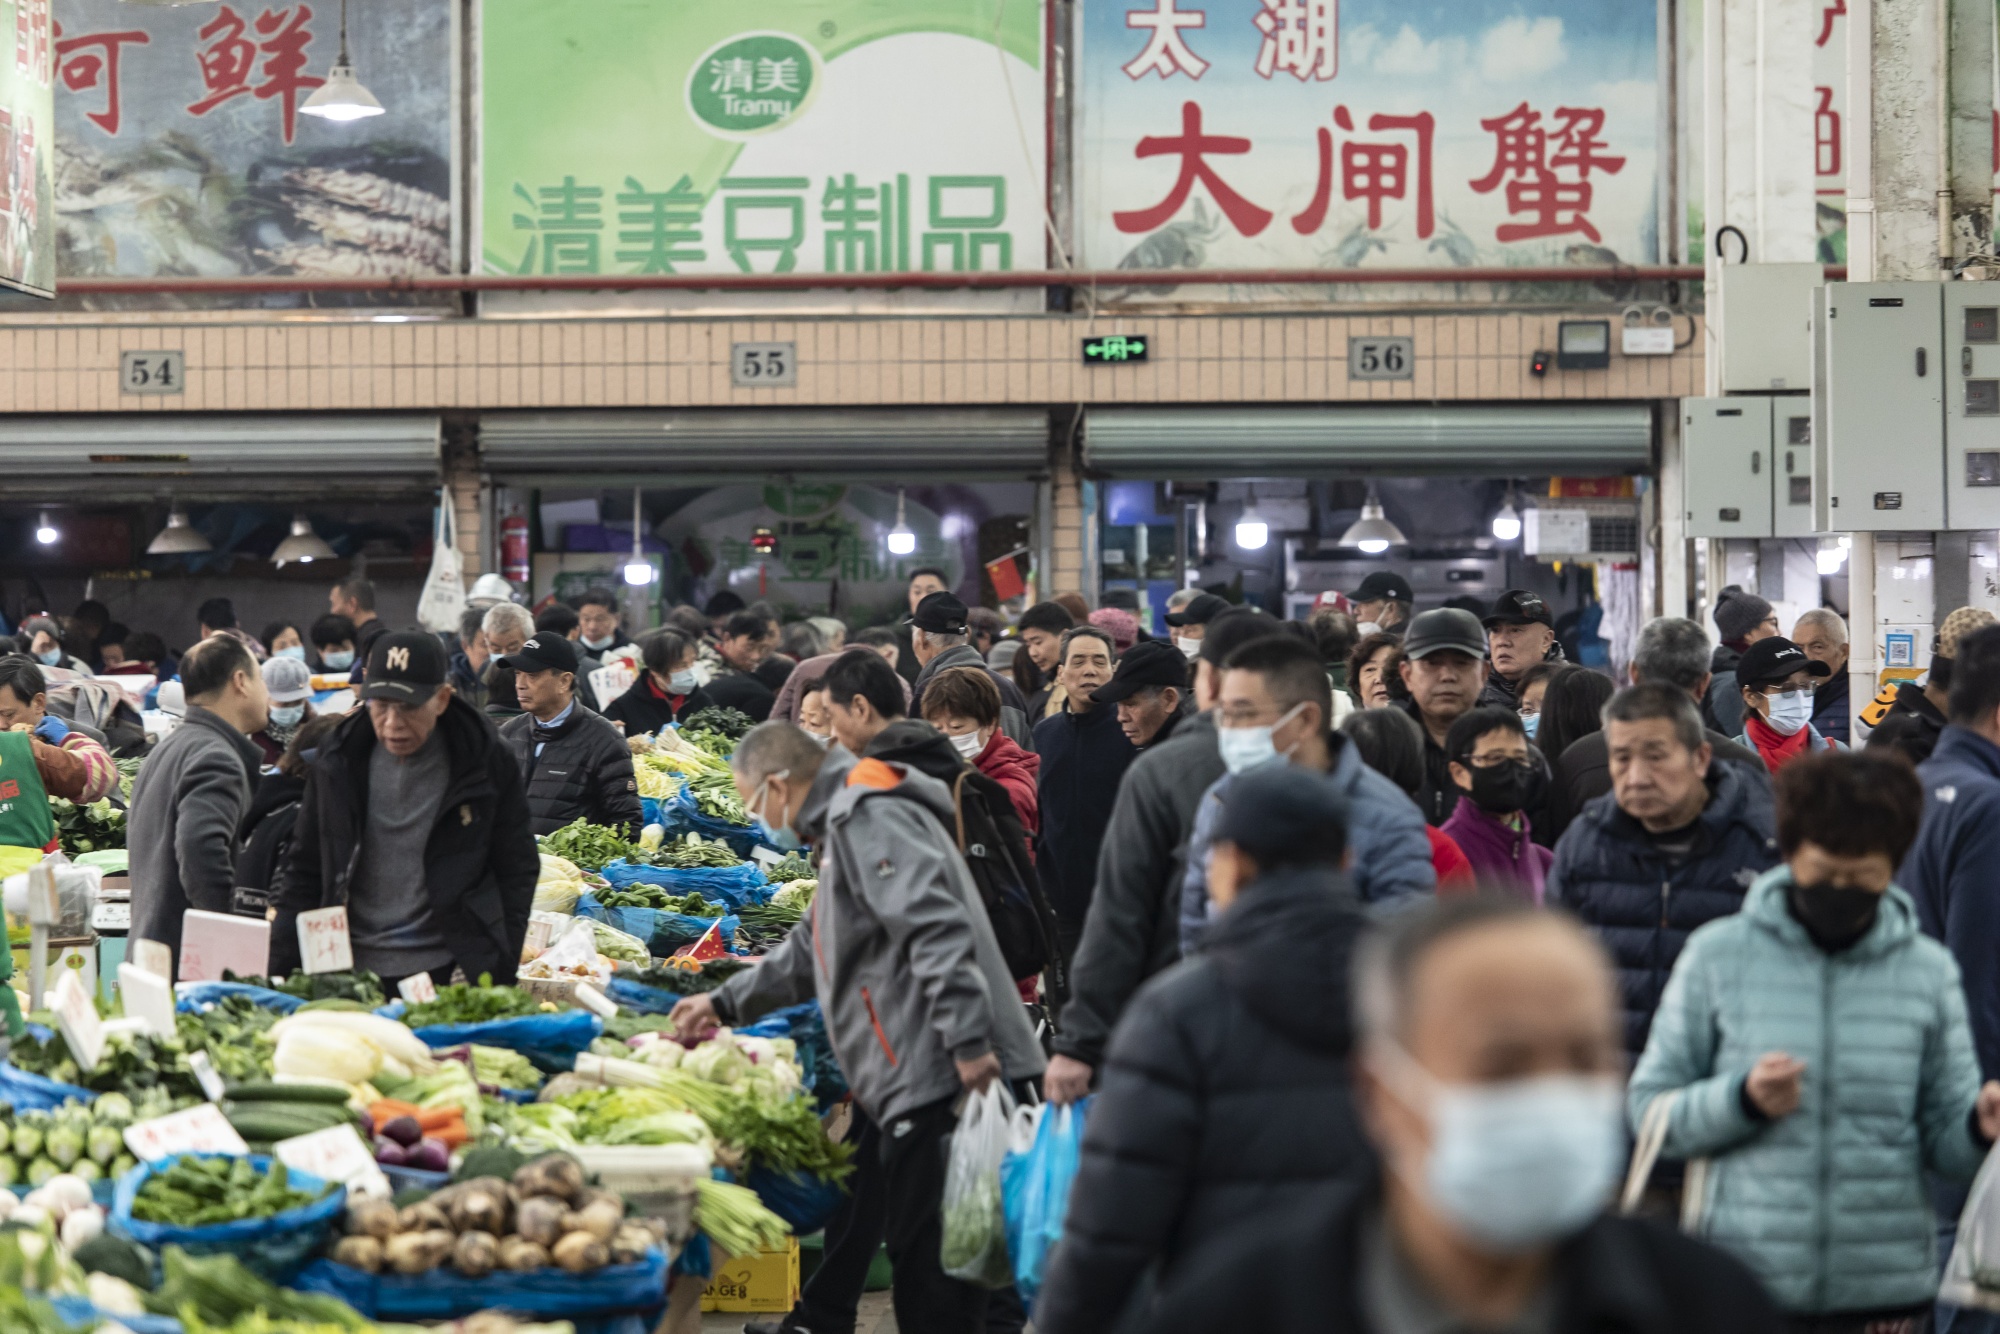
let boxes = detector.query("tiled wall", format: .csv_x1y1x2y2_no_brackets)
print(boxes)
0,312,1702,414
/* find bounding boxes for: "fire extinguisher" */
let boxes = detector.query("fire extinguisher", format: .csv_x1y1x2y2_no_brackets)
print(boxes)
500,509,530,586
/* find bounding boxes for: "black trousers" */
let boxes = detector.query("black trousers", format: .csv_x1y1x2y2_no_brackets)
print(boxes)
792,1110,887,1334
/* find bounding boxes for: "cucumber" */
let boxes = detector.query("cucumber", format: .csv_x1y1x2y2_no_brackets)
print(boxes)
221,1101,354,1143
224,1081,354,1105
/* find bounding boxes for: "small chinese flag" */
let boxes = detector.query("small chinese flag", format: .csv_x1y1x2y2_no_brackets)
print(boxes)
984,549,1028,602
673,920,729,963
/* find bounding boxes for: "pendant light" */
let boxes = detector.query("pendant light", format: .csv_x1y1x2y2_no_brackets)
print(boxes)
1337,484,1406,555
1490,484,1522,542
1234,486,1269,551
300,0,385,122
623,486,653,585
147,506,212,555
886,489,917,556
33,512,59,545
271,513,336,566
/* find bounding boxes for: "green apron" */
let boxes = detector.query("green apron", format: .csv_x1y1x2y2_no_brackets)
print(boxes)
0,730,55,1039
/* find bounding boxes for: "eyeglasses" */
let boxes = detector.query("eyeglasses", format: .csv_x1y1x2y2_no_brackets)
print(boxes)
1758,683,1811,698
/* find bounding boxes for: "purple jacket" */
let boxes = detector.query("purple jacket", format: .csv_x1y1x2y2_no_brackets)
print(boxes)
1440,800,1553,902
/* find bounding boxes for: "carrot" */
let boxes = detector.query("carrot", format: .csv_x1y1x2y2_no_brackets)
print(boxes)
415,1106,463,1132
428,1118,470,1148
369,1099,422,1123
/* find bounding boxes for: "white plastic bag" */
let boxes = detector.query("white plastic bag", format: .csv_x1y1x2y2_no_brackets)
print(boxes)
940,1081,1017,1288
416,498,468,634
1942,1144,2000,1310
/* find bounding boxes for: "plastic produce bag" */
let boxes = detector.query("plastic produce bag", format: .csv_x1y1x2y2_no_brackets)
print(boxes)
654,785,762,858
597,858,771,909
1002,1097,1088,1305
577,893,742,957
940,1082,1017,1289
0,1060,96,1111
1942,1145,2000,1309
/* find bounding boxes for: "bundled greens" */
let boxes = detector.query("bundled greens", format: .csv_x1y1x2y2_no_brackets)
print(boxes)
260,969,386,1007
541,818,634,872
469,1045,543,1091
682,705,755,744
597,884,728,915
687,769,749,824
762,852,814,883
10,1025,204,1102
49,796,124,855
695,1177,790,1256
132,1156,333,1225
616,956,753,996
402,976,549,1027
637,832,743,870
146,1247,372,1328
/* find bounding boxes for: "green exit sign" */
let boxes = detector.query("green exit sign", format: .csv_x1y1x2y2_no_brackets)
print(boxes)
1082,334,1149,364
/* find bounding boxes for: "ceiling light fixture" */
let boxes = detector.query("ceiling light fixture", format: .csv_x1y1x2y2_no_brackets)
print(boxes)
300,0,385,122
1234,486,1269,551
886,489,917,557
147,506,212,555
33,512,58,545
270,513,336,566
1338,485,1406,555
1491,484,1522,542
624,485,653,585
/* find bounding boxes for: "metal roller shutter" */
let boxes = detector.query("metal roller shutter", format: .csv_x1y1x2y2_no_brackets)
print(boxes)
0,414,442,500
479,409,1052,481
1083,405,1655,477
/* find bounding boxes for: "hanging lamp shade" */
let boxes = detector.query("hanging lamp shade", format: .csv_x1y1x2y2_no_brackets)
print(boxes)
147,508,212,555
1338,487,1407,554
271,514,337,566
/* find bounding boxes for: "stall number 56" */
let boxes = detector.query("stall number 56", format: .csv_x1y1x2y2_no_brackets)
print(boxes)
1348,337,1414,381
121,351,186,395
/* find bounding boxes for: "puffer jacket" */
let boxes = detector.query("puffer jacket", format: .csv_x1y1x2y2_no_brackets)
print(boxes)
1629,868,1988,1315
1178,735,1433,951
497,706,641,836
1545,760,1779,1055
1903,724,2000,1079
1035,865,1375,1334
709,748,1045,1125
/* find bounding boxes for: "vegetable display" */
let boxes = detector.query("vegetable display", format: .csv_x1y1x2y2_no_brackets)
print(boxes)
694,1177,789,1257
132,1156,334,1226
636,832,743,870
596,884,729,915
262,970,388,1008
400,976,551,1028
0,1095,143,1189
540,818,634,873
687,770,749,824
145,1248,372,1329
681,706,755,745
49,796,125,855
761,851,815,884
9,1023,207,1102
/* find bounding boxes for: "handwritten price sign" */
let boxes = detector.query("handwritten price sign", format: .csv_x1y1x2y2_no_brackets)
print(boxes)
124,1104,249,1163
297,905,354,975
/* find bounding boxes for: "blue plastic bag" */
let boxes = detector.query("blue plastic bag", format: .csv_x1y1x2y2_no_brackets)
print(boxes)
173,981,305,1014
50,1297,181,1334
577,891,742,957
293,1247,670,1320
597,858,770,908
1001,1098,1089,1306
377,1002,605,1074
0,1060,96,1111
112,1153,346,1280
653,784,762,858
746,1165,847,1235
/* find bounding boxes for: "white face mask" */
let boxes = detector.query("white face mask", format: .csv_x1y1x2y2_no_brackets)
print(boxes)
948,729,986,760
1174,636,1201,660
1763,688,1813,736
581,633,615,651
1215,703,1306,775
1356,621,1383,639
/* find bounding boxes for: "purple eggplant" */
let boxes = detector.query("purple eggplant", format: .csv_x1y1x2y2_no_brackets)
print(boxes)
374,1137,410,1167
407,1138,450,1173
379,1115,423,1148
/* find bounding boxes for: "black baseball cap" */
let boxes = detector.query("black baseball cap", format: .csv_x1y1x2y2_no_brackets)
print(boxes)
1401,608,1488,661
1736,636,1830,689
1092,639,1190,704
1482,589,1553,629
907,591,970,635
1350,571,1413,604
357,631,449,703
1165,592,1231,628
498,633,580,676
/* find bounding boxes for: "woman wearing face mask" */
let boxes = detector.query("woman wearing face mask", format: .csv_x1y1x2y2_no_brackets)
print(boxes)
22,618,88,675
309,613,358,674
1437,706,1553,902
261,621,308,663
1631,750,2000,1330
1511,661,1561,743
250,654,317,766
1735,636,1845,771
604,628,715,736
921,666,1040,841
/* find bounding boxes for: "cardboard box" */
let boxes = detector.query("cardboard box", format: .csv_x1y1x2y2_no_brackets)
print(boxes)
701,1238,802,1313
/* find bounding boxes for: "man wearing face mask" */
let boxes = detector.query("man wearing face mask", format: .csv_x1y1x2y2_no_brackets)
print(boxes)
1347,570,1414,639
1195,896,1779,1334
1163,591,1229,662
1631,750,2000,1328
1734,636,1845,771
251,655,316,767
309,614,358,675
1179,635,1433,952
1034,627,1137,959
1437,705,1553,900
670,722,1045,1334
1395,608,1493,824
574,588,630,655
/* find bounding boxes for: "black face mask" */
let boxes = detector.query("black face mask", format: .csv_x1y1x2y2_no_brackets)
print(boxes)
1465,758,1544,815
1786,880,1882,953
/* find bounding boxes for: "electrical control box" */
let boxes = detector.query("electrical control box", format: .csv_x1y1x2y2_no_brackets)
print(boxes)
1717,263,1822,392
1815,282,1946,530
1944,285,2000,528
1772,404,1816,536
1683,397,1774,537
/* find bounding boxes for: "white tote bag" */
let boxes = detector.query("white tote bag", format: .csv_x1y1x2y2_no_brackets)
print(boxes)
1620,1091,1710,1234
416,498,468,634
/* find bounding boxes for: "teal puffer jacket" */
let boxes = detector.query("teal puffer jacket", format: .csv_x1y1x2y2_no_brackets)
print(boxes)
1628,866,1988,1314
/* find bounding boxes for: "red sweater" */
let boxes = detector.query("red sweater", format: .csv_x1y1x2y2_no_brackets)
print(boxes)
1426,826,1478,895
976,730,1042,840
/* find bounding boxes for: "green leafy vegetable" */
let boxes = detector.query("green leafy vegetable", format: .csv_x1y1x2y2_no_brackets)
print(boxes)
541,818,636,872
132,1155,333,1226
402,974,548,1027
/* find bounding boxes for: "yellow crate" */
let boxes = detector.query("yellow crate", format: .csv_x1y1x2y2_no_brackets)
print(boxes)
701,1238,802,1313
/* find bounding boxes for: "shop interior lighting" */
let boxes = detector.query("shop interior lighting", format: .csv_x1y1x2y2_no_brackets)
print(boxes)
624,485,653,585
1338,485,1406,555
33,512,58,545
270,514,336,566
887,489,918,556
300,0,385,122
146,506,212,555
1816,536,1852,576
1491,485,1522,542
1234,487,1269,551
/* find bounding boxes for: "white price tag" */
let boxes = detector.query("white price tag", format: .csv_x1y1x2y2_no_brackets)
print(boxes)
132,939,172,981
52,969,104,1071
25,860,59,926
573,982,618,1020
179,910,272,983
397,973,438,1005
523,914,560,959
589,662,636,708
187,1051,226,1103
118,963,177,1040
297,905,354,974
124,1103,248,1163
750,846,784,867
275,1125,386,1198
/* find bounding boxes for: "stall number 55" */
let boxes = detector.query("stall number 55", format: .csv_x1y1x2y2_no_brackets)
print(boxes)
1348,336,1414,381
732,341,798,387
121,351,186,395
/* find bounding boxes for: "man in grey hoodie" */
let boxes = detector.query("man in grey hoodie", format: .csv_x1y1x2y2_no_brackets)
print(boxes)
672,721,1044,1334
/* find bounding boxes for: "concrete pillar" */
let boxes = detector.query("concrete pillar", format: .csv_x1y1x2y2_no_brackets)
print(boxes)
1656,407,1690,618
1049,449,1086,599
442,423,485,578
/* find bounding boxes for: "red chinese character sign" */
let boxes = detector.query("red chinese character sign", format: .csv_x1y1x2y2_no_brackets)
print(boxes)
1077,0,1659,290
0,0,55,296
28,0,451,290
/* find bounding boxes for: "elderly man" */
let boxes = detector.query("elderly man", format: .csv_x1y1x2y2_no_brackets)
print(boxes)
1163,591,1230,661
1348,570,1414,637
1035,626,1136,957
1395,608,1492,824
1546,682,1778,1055
909,591,1029,745
1092,639,1192,750
1477,589,1565,709
274,632,537,985
479,601,535,721
1793,608,1851,744
495,634,639,836
671,722,1043,1334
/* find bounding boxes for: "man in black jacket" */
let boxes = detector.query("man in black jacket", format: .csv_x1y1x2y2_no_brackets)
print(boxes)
704,610,781,721
909,591,1031,746
1093,639,1191,750
1394,608,1491,824
272,632,539,986
1036,762,1374,1334
1033,626,1137,959
1129,895,1780,1334
495,634,640,836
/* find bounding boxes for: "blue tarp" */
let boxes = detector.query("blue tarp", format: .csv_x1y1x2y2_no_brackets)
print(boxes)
112,1154,345,1280
378,1001,605,1073
596,857,771,908
577,891,743,958
0,1061,95,1111
173,981,305,1014
294,1247,671,1320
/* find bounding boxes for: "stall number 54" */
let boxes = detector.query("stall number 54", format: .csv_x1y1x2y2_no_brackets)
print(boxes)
121,351,186,395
